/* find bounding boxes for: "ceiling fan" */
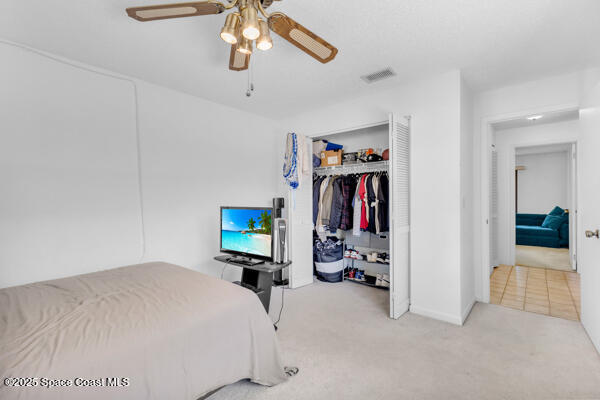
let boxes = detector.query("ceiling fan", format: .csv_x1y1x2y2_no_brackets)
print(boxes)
126,0,338,71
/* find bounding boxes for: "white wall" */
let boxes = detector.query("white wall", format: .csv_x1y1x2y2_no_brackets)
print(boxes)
473,72,583,300
138,82,284,283
516,151,570,214
491,119,579,266
314,124,389,154
0,43,143,288
0,42,284,289
284,71,466,325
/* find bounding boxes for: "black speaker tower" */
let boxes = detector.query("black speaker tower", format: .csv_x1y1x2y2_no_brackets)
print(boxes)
272,197,288,286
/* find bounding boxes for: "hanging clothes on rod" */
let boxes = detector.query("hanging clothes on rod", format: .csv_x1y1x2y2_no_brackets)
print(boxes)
313,169,389,235
339,176,355,231
377,173,389,233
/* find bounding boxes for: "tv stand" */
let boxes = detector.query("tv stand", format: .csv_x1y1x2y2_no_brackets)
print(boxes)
227,256,265,266
214,255,291,313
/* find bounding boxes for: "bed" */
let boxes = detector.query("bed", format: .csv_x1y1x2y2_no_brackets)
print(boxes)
0,262,288,399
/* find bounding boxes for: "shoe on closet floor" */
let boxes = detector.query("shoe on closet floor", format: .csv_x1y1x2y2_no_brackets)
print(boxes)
381,274,390,287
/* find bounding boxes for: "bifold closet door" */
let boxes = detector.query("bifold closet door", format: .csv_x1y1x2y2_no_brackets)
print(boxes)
490,148,499,270
287,138,314,289
388,114,410,319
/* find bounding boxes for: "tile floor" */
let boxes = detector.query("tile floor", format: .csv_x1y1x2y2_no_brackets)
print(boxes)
490,265,580,321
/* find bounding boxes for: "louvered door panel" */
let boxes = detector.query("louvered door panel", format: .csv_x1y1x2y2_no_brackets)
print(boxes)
389,114,410,319
490,149,498,267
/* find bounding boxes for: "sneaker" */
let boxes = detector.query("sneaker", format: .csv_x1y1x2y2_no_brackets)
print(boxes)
381,274,390,287
344,250,351,258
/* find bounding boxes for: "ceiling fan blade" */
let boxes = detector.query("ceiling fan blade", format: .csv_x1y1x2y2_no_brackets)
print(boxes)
268,13,338,64
126,2,224,22
229,45,250,71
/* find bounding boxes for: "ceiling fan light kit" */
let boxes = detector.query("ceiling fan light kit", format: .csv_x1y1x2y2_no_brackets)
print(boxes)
237,36,253,55
240,2,260,40
220,12,240,44
126,0,338,71
256,19,273,50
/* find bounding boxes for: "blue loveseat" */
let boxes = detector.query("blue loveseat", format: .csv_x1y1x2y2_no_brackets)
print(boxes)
516,211,569,248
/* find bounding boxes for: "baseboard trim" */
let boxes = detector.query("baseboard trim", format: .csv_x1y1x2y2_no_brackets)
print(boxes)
289,276,313,289
461,298,476,325
409,304,463,326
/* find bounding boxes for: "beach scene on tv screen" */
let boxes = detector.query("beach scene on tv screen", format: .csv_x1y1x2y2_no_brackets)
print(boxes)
222,208,272,257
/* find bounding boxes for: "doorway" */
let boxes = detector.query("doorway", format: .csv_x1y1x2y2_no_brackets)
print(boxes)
482,108,581,320
513,143,576,272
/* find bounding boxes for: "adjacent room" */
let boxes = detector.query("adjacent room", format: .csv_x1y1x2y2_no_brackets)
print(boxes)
2,1,600,399
488,112,582,320
514,144,574,271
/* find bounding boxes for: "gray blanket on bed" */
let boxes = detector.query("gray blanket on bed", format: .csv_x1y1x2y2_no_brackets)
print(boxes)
0,262,287,399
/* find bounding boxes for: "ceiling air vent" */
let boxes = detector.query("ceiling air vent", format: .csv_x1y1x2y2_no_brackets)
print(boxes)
361,68,396,84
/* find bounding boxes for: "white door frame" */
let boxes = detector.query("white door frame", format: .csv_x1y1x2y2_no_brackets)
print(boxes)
292,117,409,316
286,119,388,289
479,103,580,303
507,139,578,266
569,143,578,270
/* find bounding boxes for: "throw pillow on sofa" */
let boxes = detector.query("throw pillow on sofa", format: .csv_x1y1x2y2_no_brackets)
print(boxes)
542,214,565,230
548,206,565,216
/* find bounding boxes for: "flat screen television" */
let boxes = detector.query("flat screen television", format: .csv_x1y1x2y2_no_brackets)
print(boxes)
220,206,273,262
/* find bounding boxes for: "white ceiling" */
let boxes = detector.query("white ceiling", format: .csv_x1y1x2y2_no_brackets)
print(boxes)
1,0,600,120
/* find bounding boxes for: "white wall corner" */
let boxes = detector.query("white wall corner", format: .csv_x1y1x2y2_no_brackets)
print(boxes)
410,304,464,326
461,298,476,325
290,275,314,290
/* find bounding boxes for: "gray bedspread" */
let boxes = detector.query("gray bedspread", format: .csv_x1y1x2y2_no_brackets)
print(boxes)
0,262,287,399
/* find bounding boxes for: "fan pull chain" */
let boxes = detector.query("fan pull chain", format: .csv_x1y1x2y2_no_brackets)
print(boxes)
246,54,255,97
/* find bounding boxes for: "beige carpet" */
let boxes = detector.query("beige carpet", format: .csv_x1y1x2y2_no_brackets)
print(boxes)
515,245,572,271
209,280,600,400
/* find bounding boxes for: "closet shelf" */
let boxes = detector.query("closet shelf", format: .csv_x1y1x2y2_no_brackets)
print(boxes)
313,160,389,176
344,258,390,266
345,278,390,290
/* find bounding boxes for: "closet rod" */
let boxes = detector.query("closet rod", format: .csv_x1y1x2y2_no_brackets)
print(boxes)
313,161,389,176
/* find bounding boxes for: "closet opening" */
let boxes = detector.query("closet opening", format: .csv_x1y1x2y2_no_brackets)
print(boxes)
305,116,410,319
313,124,390,288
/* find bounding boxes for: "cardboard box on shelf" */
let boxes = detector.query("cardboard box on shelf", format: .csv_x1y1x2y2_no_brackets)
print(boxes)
320,150,342,167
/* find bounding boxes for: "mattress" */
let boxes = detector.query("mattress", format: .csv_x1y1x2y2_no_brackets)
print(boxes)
0,262,287,399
